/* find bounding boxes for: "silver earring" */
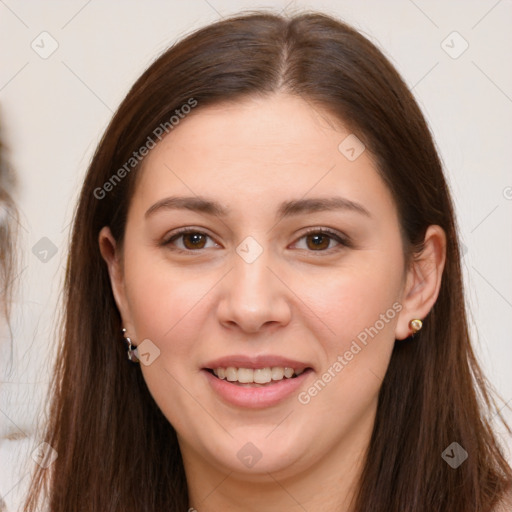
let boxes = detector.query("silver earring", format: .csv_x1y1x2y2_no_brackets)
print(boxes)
121,328,139,363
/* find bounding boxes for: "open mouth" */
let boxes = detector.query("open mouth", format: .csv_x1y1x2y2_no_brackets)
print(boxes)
205,367,312,387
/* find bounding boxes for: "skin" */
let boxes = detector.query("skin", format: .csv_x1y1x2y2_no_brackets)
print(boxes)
99,93,446,511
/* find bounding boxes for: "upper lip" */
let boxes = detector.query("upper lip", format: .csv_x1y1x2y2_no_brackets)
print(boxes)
203,355,313,371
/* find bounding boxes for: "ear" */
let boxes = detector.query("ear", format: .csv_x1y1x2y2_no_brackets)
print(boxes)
395,225,447,340
98,226,135,335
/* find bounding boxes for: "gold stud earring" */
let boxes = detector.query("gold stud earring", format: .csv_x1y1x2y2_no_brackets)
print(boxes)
409,319,423,335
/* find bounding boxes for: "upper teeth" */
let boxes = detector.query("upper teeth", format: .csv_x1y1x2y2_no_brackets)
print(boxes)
213,367,304,384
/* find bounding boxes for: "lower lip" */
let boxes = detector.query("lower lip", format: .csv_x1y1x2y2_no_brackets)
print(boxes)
203,369,312,409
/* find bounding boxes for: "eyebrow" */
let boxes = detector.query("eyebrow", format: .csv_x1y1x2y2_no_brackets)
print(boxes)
144,195,371,219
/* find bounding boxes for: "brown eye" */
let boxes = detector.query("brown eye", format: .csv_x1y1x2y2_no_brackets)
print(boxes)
164,230,218,252
182,232,207,249
305,233,331,250
293,229,349,252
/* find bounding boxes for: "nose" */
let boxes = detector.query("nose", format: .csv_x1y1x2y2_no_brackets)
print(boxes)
216,249,292,334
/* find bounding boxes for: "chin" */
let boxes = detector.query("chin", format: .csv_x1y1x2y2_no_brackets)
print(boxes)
201,428,310,478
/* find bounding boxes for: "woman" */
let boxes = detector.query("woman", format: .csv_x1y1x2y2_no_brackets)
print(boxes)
23,11,512,512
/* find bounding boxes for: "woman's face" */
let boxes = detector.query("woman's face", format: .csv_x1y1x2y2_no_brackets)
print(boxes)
102,93,413,479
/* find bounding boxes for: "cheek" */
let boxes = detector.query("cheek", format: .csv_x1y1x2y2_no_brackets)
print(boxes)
289,252,404,414
122,252,215,360
123,255,216,432
289,269,400,436
295,258,403,348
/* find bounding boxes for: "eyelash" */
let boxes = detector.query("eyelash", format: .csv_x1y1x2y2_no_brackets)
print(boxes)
161,227,351,255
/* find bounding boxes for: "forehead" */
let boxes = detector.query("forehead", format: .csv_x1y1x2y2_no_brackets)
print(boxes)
131,94,396,219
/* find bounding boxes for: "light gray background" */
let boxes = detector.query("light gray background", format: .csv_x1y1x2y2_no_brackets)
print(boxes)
1,1,511,509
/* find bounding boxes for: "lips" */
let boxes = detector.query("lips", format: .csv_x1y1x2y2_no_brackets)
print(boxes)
203,355,311,372
202,355,313,408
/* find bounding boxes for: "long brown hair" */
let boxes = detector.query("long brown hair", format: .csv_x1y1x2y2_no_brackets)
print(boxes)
23,11,511,511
